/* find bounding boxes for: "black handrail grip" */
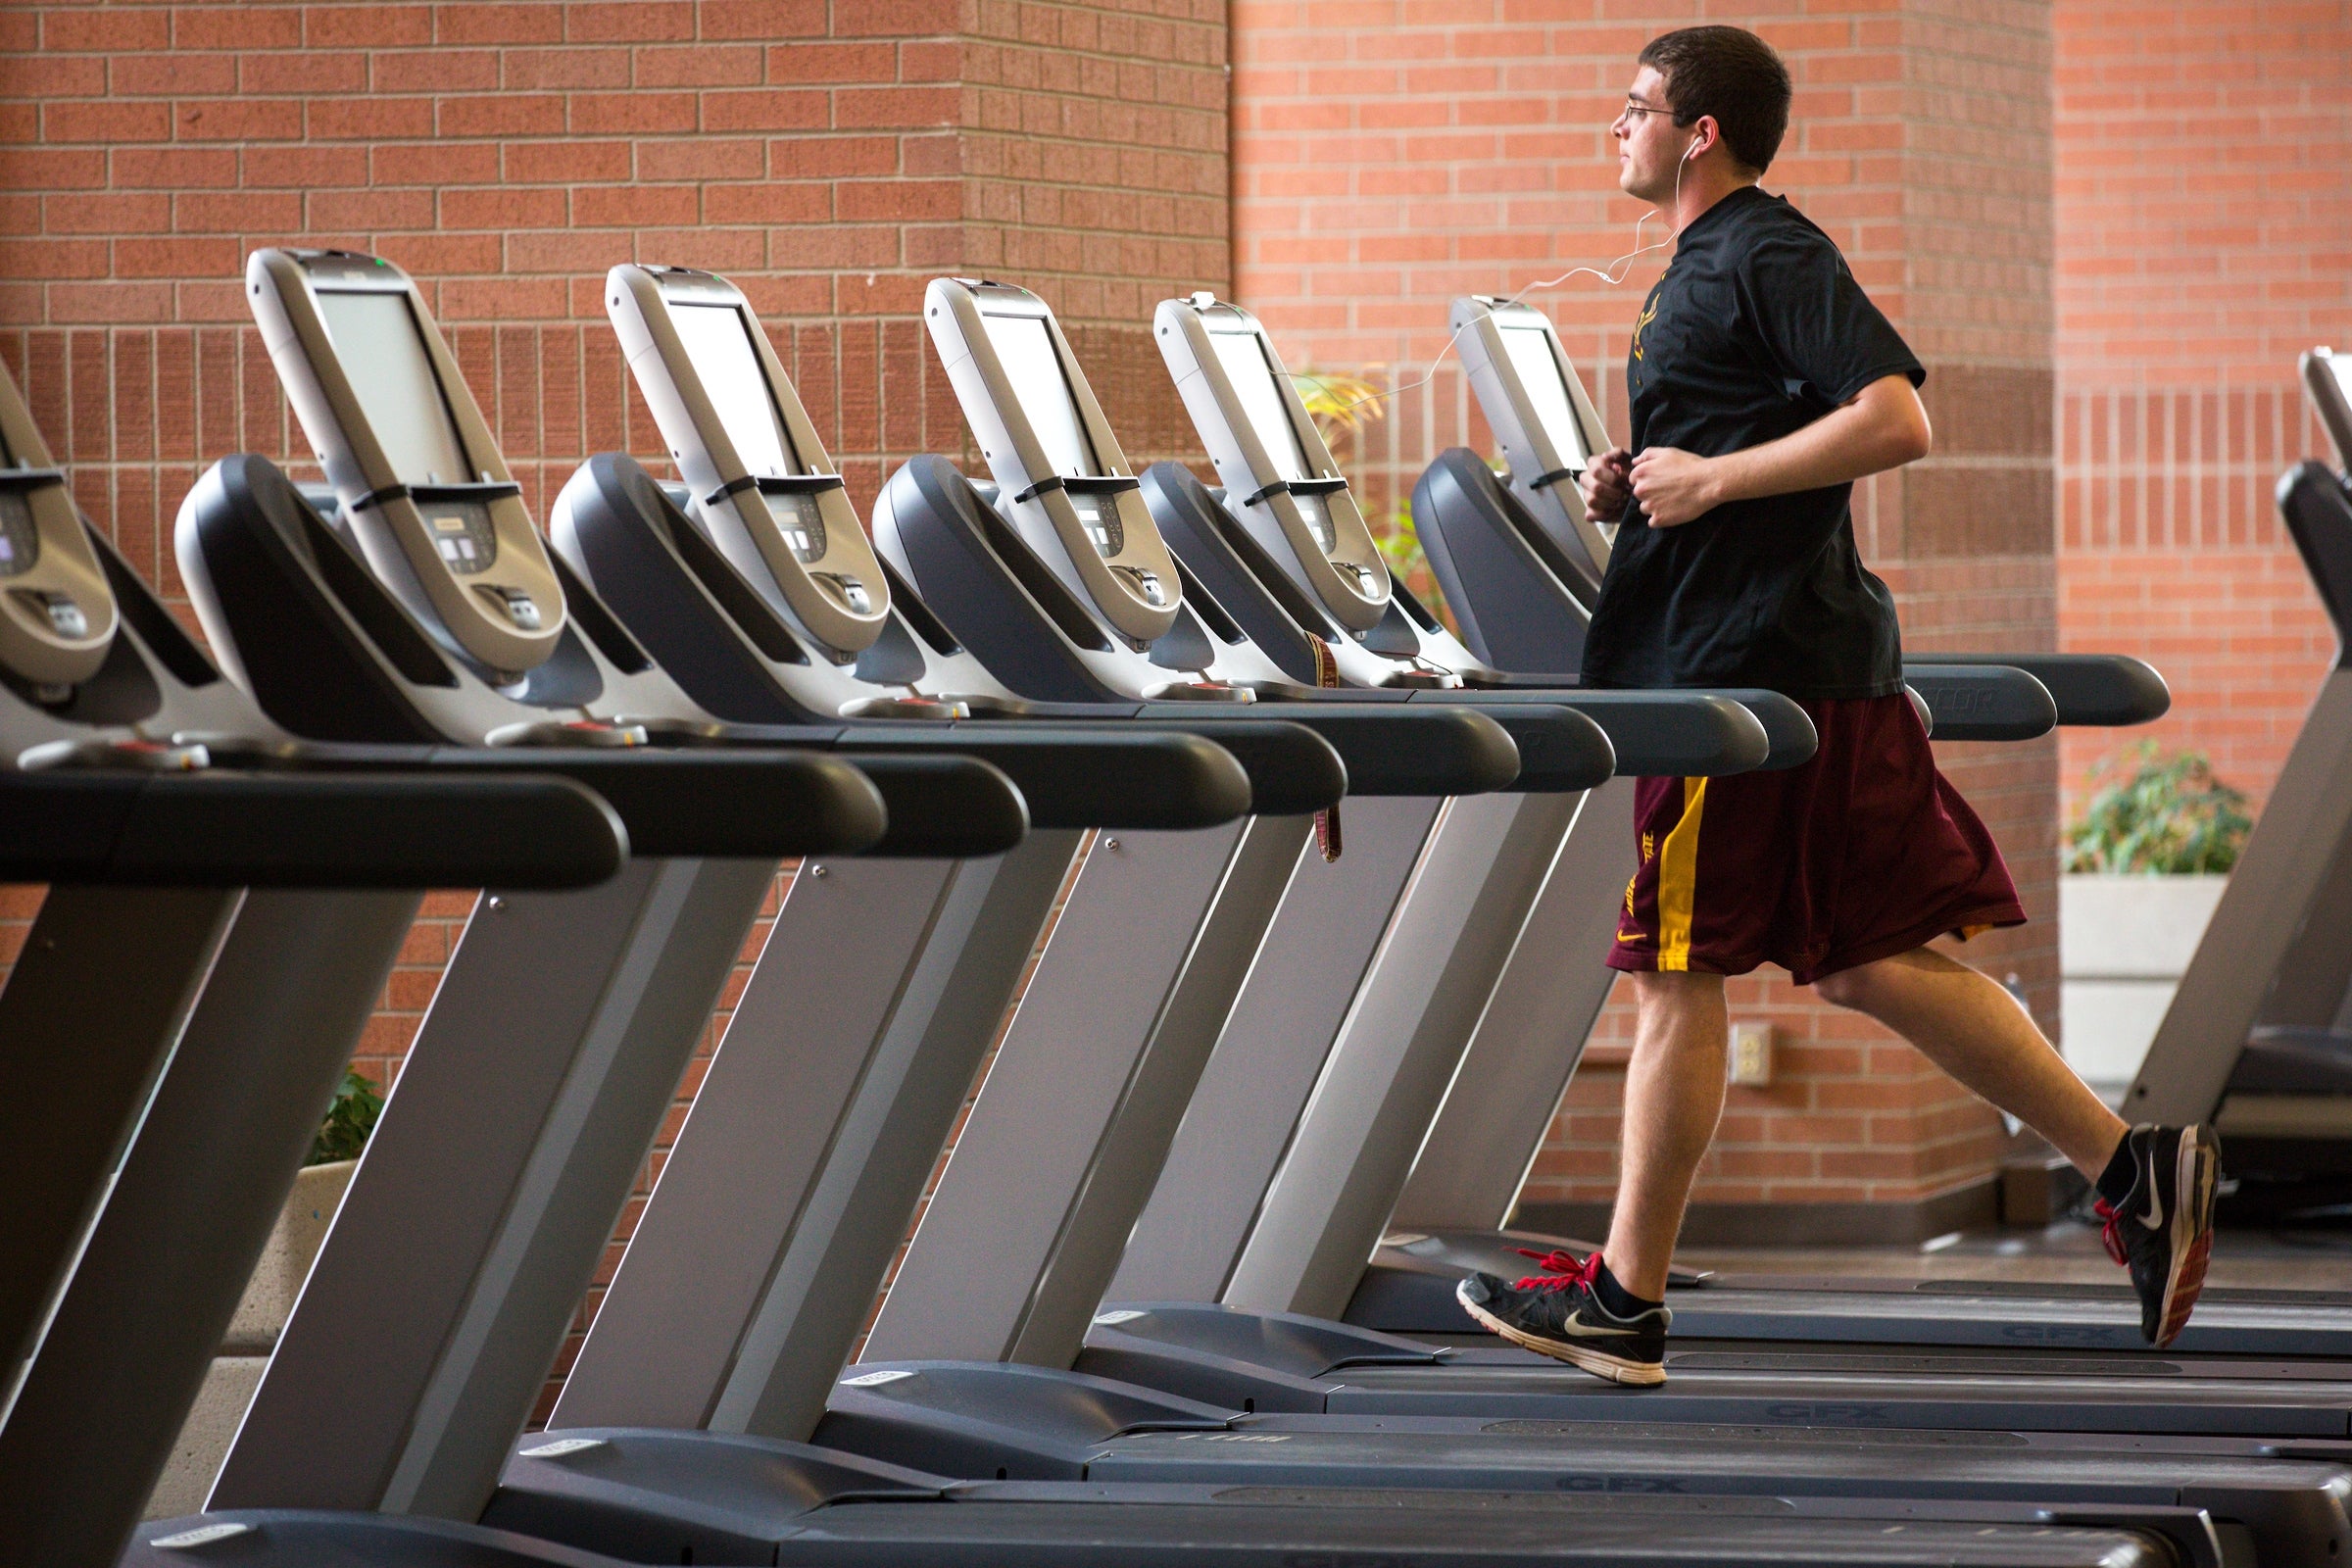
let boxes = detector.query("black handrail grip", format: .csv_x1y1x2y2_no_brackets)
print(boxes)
1200,703,1529,798
840,727,1253,830
1902,652,2171,728
1901,663,2059,742
0,770,625,890
415,749,887,859
835,754,1028,858
1483,691,1768,778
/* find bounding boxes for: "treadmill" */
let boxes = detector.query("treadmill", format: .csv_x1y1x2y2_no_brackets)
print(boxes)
476,274,2230,1565
0,349,627,1446
1349,297,2347,1361
486,278,2334,1563
2131,346,2352,1217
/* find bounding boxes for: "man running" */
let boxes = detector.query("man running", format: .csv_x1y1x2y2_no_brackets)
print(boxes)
1457,24,2218,1384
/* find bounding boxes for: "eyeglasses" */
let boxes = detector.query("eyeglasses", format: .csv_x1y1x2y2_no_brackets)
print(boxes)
1619,98,1678,124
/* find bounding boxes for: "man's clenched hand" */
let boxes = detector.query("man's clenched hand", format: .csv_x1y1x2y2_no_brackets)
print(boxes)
1580,448,1633,524
1628,445,1722,528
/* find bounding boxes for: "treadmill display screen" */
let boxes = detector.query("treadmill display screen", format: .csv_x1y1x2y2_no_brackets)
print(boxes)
1499,321,1592,467
982,312,1099,479
315,290,476,487
1210,328,1311,484
670,301,800,478
2317,353,2352,468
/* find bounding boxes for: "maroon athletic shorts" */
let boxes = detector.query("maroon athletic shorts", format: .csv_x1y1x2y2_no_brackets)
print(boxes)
1606,692,2026,986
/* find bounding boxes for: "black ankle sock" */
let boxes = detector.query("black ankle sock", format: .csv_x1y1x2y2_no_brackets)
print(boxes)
1594,1260,1662,1318
2094,1129,2141,1206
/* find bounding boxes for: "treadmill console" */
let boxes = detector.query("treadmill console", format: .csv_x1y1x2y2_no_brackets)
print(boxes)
922,277,1183,646
0,359,116,693
1153,293,1392,633
604,265,891,658
245,248,566,681
1450,295,1614,593
2304,346,2352,470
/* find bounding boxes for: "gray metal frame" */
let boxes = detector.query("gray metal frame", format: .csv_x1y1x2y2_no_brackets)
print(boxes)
0,890,422,1563
546,835,1085,1439
2131,632,2352,1134
2129,353,2352,1133
1391,773,1637,1231
1221,790,1586,1318
211,858,779,1520
1111,796,1445,1300
862,816,1309,1369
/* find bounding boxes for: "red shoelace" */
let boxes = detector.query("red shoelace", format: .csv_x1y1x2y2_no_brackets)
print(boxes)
1511,1247,1602,1294
2092,1198,2131,1267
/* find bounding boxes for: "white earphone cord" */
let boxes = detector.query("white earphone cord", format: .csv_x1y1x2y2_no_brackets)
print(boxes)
1298,136,1695,420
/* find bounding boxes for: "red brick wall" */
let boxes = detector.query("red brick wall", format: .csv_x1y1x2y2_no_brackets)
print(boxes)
1232,0,2052,1222
2053,0,2352,817
0,0,1228,1042
0,0,1228,1409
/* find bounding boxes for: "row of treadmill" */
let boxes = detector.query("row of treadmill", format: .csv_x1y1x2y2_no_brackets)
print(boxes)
5,249,2352,1567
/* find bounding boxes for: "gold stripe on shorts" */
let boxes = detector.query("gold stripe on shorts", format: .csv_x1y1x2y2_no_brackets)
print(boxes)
1656,776,1707,971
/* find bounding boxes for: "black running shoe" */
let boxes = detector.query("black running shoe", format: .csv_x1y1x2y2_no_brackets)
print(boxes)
2096,1123,2221,1348
1454,1250,1668,1386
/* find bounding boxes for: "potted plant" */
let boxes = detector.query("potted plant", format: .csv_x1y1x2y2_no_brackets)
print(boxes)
2059,746,2252,1094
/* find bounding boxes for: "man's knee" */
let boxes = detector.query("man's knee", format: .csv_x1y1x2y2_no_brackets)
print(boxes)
1814,947,1955,1011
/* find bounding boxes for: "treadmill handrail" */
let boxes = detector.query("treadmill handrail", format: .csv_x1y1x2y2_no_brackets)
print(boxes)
0,768,625,889
1903,652,2170,727
1187,702,1548,796
1898,663,2059,742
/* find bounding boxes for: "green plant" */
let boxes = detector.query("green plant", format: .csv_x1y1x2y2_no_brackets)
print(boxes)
2065,744,2252,875
1289,368,1385,451
309,1067,384,1166
1285,366,1463,633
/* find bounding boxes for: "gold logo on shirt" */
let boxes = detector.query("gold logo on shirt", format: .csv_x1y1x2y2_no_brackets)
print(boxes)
1631,294,1660,362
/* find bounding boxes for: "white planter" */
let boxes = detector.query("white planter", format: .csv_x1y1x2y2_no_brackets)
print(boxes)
2059,874,2228,1091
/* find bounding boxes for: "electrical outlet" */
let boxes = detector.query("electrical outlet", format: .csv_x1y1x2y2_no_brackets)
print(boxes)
1728,1020,1773,1086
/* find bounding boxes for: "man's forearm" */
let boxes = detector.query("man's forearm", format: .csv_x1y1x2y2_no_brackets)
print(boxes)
1708,374,1930,506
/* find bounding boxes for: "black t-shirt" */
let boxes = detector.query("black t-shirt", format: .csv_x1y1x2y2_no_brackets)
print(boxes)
1580,185,1922,700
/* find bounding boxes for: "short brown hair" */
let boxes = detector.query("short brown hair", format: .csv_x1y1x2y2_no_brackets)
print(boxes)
1637,25,1791,176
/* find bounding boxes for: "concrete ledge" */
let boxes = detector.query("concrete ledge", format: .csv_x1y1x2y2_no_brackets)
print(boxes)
1515,1178,2000,1250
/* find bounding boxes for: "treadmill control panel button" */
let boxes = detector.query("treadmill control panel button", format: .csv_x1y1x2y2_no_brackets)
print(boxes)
814,571,871,614
13,588,85,638
425,504,498,573
1110,564,1168,606
475,585,542,629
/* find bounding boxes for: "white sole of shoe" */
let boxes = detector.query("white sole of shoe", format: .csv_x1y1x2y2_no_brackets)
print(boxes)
1455,1283,1669,1387
2152,1125,2220,1348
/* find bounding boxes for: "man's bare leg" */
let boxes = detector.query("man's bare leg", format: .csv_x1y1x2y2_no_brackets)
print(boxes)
1813,946,2126,1176
1604,969,1730,1301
